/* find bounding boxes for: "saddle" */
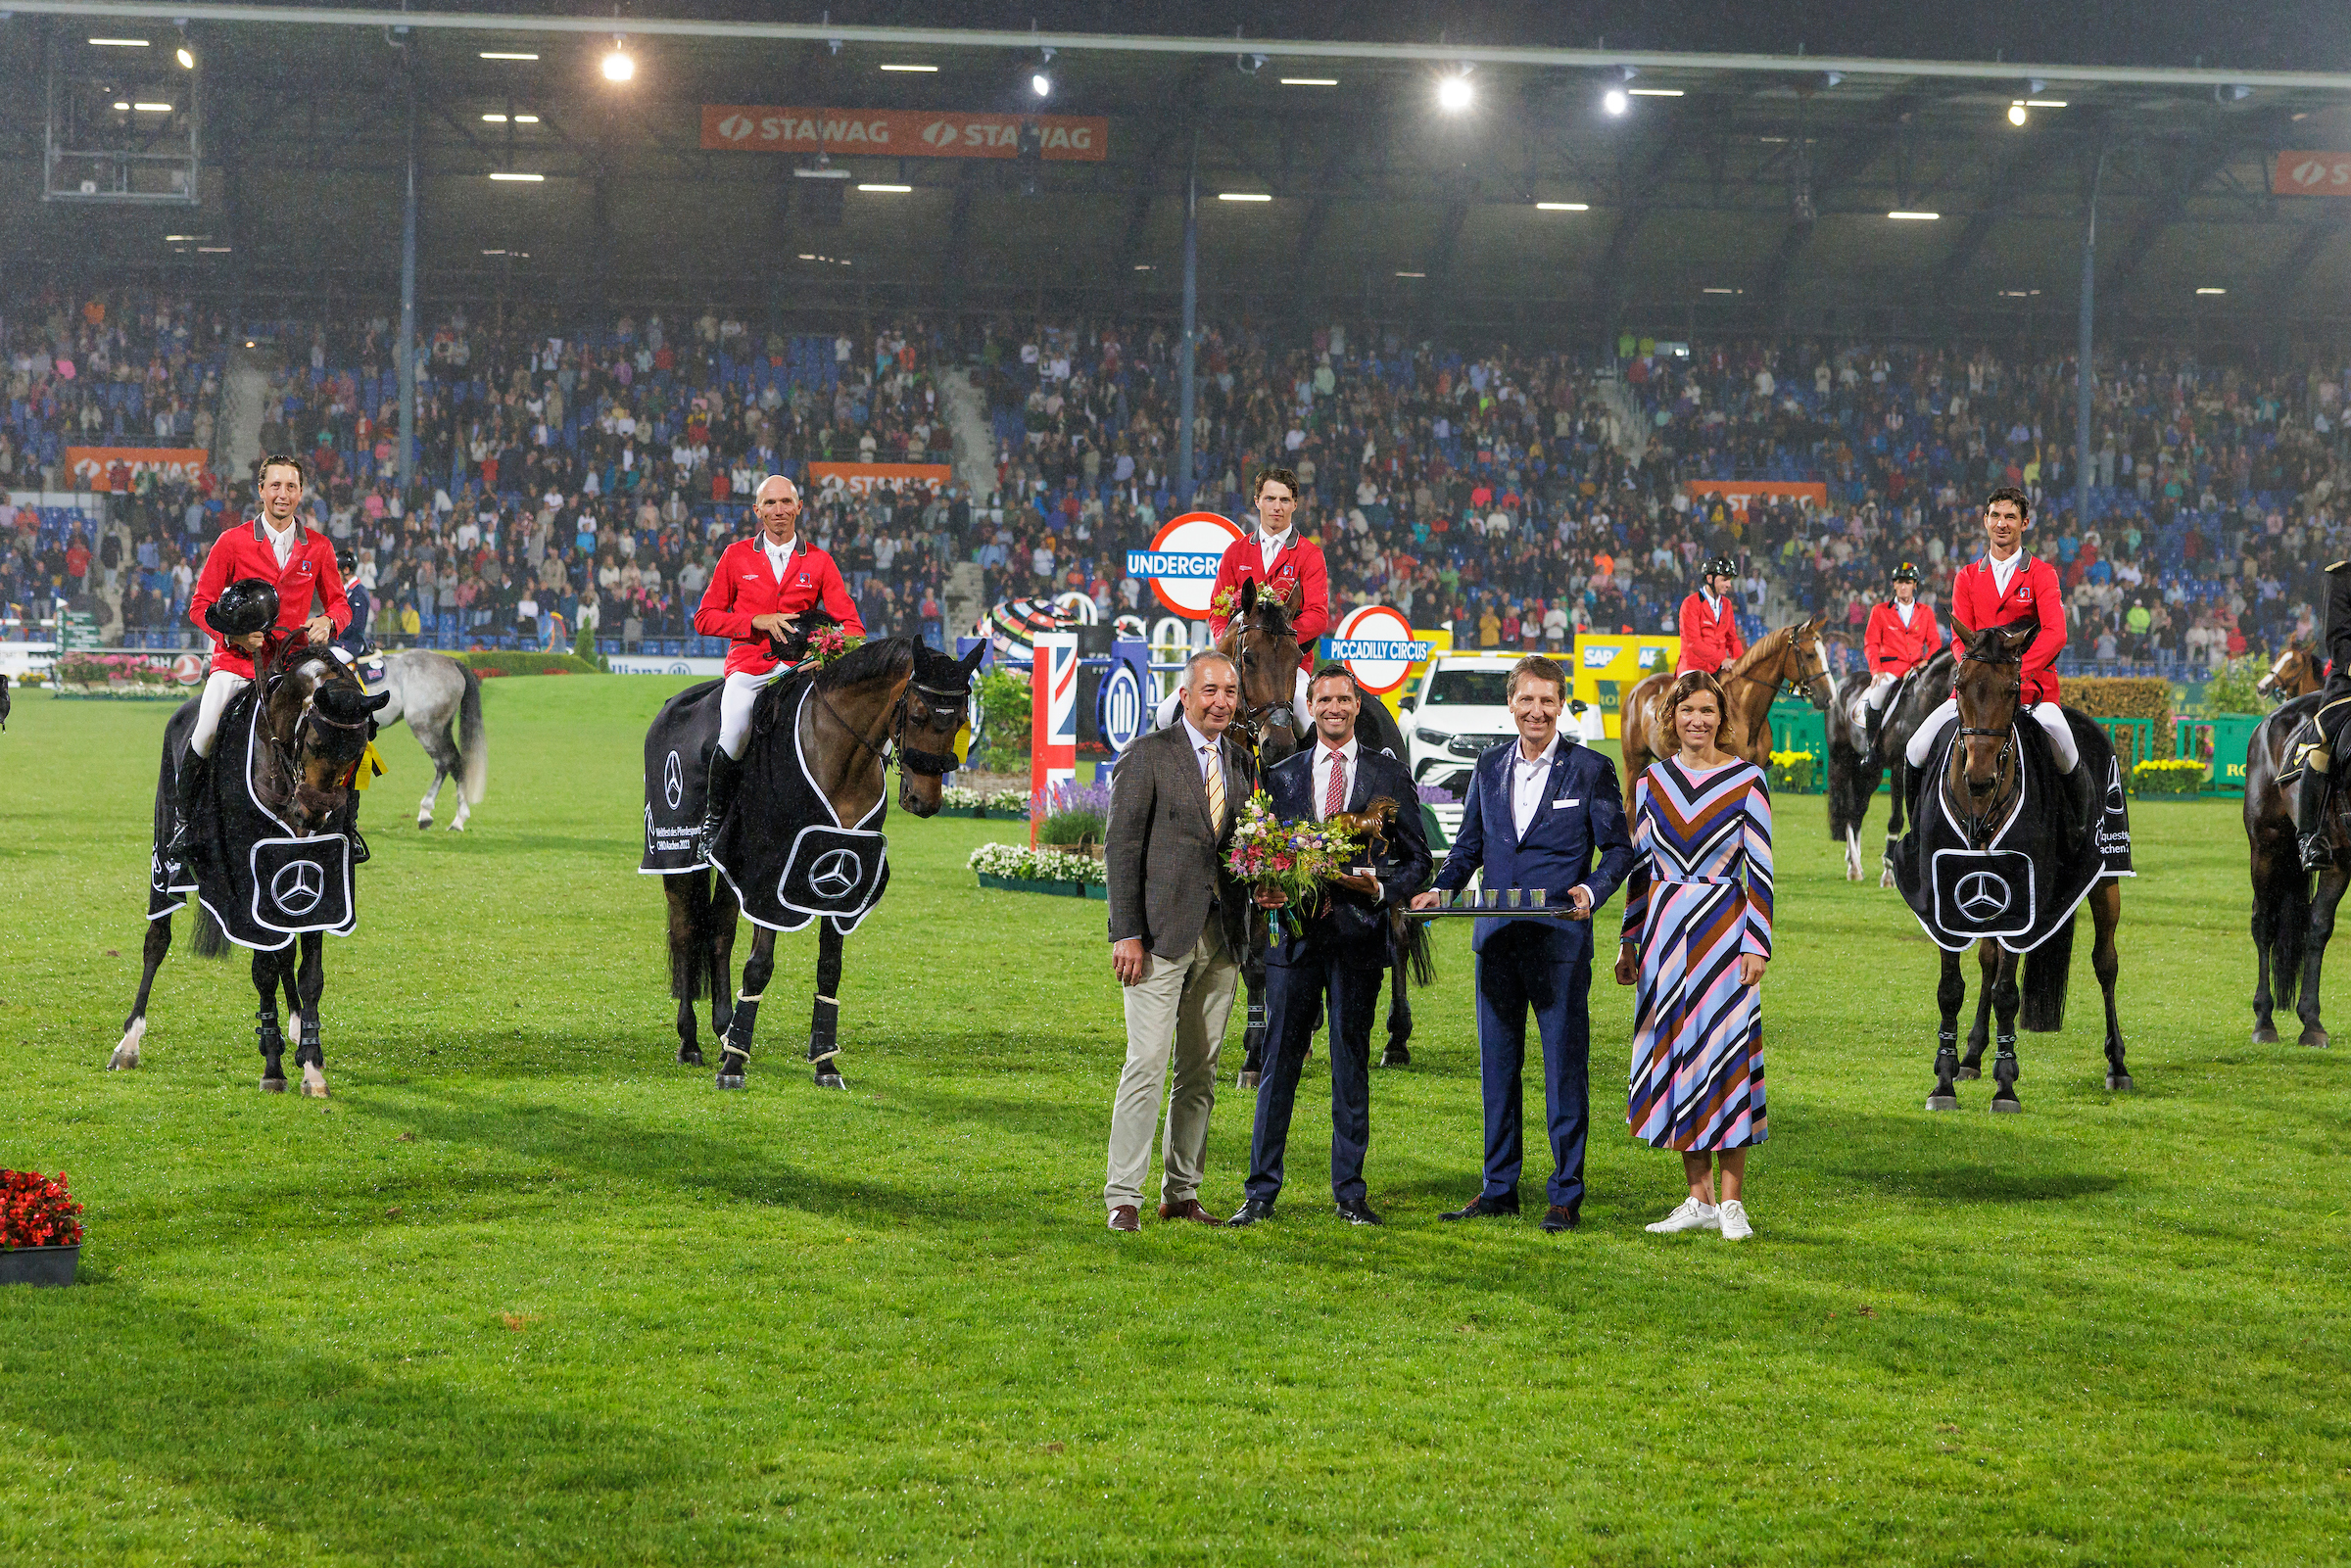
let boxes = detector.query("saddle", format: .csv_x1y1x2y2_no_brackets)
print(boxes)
2276,692,2345,788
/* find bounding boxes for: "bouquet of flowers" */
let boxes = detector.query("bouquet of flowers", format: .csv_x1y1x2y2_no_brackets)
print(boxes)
805,625,862,667
1223,790,1372,919
0,1169,84,1251
1209,585,1240,621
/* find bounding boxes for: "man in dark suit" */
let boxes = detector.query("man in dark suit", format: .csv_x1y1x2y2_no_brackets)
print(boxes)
1412,653,1634,1233
1229,664,1432,1228
1101,649,1257,1232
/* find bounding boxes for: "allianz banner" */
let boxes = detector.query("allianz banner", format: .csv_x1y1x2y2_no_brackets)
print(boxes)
808,462,954,498
700,107,1108,161
66,447,212,492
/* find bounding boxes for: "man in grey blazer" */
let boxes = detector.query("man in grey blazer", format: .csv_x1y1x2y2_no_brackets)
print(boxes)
1102,649,1255,1232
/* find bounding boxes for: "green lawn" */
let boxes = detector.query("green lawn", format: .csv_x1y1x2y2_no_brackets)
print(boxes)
2,679,2346,1566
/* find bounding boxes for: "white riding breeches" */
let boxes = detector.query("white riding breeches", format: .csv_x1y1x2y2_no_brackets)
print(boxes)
1155,664,1310,733
1906,696,2078,774
190,670,251,759
1864,671,1897,712
717,667,785,760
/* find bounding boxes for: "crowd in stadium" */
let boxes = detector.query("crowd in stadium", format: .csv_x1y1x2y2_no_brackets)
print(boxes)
7,284,2350,678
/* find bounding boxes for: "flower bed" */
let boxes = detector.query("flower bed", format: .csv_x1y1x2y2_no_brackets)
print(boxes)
1767,749,1819,793
933,786,1034,820
2132,758,2205,796
1,1169,83,1286
970,841,1106,897
52,651,191,698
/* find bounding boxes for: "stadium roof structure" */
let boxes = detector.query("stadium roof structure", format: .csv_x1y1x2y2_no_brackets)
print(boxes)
7,1,2351,345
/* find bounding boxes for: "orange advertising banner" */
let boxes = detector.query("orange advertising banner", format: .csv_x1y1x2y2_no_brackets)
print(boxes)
1682,479,1830,514
809,462,955,498
700,106,1108,160
65,446,212,492
2274,151,2351,196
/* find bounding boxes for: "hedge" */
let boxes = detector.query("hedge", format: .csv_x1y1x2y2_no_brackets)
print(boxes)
2061,676,2175,760
452,651,606,677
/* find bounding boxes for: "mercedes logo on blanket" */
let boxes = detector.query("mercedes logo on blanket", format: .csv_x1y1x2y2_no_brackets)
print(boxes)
808,847,863,898
778,825,889,918
663,750,685,811
247,836,356,936
270,860,325,916
1954,870,2011,922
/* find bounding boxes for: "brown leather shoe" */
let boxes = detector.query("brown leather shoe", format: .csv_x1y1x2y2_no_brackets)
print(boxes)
1107,1205,1140,1233
1542,1204,1582,1233
1158,1198,1223,1225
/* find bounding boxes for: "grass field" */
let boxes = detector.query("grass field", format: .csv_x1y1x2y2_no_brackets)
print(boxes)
3,678,2347,1567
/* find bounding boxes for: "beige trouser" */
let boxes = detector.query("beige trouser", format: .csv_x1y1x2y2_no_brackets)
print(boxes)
1105,921,1241,1212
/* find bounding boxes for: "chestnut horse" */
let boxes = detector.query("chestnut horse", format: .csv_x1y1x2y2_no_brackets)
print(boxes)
1619,615,1833,806
2256,642,2325,704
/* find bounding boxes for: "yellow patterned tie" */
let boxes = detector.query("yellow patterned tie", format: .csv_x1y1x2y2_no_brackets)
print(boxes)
1203,745,1225,831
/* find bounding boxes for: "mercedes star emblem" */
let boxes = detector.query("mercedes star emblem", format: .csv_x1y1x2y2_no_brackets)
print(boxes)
808,847,863,898
1954,870,2012,922
663,750,685,811
271,858,326,916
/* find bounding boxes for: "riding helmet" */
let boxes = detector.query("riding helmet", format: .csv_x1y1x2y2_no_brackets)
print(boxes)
1703,555,1737,580
1892,561,1920,584
205,577,282,638
334,547,357,575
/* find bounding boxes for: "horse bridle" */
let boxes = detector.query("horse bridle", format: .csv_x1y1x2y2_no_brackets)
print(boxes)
813,674,972,780
1950,641,2026,846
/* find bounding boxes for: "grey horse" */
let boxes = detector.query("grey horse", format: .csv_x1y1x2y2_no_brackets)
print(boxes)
368,650,488,830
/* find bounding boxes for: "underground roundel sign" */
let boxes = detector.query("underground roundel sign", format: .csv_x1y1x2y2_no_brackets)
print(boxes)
1127,511,1241,620
1327,605,1432,695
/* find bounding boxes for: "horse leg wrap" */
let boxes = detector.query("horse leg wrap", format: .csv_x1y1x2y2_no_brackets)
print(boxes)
296,1016,323,1070
808,994,840,1064
1993,1046,2020,1096
724,999,759,1059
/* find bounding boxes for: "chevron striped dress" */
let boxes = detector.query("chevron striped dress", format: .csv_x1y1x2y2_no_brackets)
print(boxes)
1621,758,1774,1151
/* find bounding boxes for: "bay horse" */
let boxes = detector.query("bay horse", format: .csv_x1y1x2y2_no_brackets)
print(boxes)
1822,649,1955,884
366,649,488,831
659,639,980,1089
113,641,387,1096
2243,690,2340,1047
1618,615,1832,807
2255,642,2325,704
1923,620,2128,1112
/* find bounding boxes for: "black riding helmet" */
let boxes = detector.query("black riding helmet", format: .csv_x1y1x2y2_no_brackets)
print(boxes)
1703,555,1737,581
334,547,357,576
1892,561,1921,585
205,577,281,638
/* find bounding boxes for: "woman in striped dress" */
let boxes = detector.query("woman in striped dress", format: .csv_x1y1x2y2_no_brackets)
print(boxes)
1612,670,1773,1240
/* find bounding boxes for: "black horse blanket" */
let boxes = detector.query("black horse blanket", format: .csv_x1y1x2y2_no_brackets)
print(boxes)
640,672,890,936
1893,707,2135,954
151,689,359,950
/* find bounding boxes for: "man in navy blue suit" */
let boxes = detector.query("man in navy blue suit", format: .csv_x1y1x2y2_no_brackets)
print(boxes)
1229,664,1432,1228
1412,653,1634,1232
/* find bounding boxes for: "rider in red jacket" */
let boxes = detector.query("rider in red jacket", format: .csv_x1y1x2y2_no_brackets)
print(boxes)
689,473,864,856
1674,556,1746,674
1903,487,2091,832
1156,466,1329,732
1859,562,1941,746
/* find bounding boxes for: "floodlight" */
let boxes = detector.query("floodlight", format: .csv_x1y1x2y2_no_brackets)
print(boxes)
1438,71,1473,113
601,38,635,82
1603,88,1629,116
175,45,194,69
2008,103,2029,126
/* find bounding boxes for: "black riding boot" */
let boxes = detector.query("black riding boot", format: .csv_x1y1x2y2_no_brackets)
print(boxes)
164,747,206,876
2296,769,2333,872
694,748,743,863
1863,697,1887,755
2060,763,2097,854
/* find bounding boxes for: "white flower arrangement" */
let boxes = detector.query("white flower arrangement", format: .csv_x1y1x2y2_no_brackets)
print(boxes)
969,842,1106,885
940,784,984,809
984,788,1032,815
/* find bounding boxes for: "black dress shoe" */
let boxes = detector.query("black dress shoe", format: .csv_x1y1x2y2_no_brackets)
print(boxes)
1440,1191,1519,1221
1226,1197,1276,1227
1540,1204,1582,1233
1335,1197,1384,1226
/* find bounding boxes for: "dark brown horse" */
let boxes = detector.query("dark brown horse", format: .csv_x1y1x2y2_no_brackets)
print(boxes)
113,642,388,1096
2244,690,2340,1047
1619,615,1832,807
2256,642,2326,703
1923,620,2128,1112
1823,649,1956,885
660,639,981,1089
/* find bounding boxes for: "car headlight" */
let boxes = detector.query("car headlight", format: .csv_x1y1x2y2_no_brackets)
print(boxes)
1415,728,1447,744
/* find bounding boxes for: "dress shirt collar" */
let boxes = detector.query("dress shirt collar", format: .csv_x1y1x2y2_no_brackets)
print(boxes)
1258,525,1294,558
1179,715,1222,770
1319,735,1359,768
261,516,299,563
1512,732,1563,772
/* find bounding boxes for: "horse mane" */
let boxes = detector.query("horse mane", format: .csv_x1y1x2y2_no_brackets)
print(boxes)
816,637,914,690
1723,624,1791,683
1250,594,1294,642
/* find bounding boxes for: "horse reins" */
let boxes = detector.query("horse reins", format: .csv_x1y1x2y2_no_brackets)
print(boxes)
1949,642,2026,845
811,672,972,780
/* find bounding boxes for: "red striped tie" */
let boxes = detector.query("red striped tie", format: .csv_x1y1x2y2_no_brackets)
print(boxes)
1323,748,1347,820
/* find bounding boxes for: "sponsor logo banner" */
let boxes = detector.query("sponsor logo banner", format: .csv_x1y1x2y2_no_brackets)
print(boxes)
1682,479,1828,515
701,106,1109,161
1125,549,1223,580
807,462,953,498
66,447,212,492
2274,151,2351,196
1135,512,1243,618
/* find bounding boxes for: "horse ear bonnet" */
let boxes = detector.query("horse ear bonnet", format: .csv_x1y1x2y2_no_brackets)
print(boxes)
206,577,281,637
313,682,378,726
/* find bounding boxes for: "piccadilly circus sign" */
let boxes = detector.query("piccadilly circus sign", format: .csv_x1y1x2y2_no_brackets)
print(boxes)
1326,605,1433,695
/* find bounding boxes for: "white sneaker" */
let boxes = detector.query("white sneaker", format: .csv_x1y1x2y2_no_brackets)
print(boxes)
1718,1200,1753,1240
1644,1198,1720,1234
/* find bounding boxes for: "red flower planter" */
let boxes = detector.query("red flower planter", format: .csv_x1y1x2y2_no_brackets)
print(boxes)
0,1246,78,1287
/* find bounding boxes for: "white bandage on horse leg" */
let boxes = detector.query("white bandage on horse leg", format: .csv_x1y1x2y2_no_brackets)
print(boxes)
737,990,763,1003
815,995,838,1007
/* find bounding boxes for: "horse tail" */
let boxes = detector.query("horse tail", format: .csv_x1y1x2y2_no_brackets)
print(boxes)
2018,911,2077,1032
2270,859,2311,1015
666,870,711,1001
191,902,230,960
1403,913,1436,987
456,663,488,804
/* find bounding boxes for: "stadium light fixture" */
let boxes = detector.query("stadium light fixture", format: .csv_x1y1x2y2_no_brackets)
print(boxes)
1437,70,1473,113
1703,287,1742,294
489,171,545,182
1218,192,1272,202
480,51,539,61
879,64,937,72
1627,87,1684,97
1603,88,1630,116
2026,98,2068,107
1889,211,1941,220
113,100,129,110
483,114,541,123
2008,103,2029,125
2197,286,2228,295
133,102,172,112
601,37,635,83
175,44,195,69
1280,77,1337,86
88,37,150,47
1133,263,1153,270
857,183,913,193
1535,202,1590,211
1031,46,1055,100
1395,270,1426,278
